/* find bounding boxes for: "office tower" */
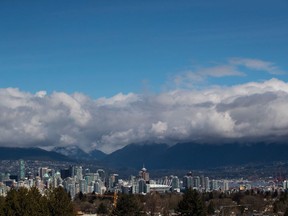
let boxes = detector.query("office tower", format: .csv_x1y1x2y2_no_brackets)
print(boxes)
211,180,219,190
74,166,83,182
183,175,193,189
200,175,205,188
39,167,49,180
138,178,147,194
171,176,180,192
19,159,25,180
223,180,229,191
283,180,288,190
139,166,149,182
85,172,99,186
97,169,106,182
132,182,139,194
204,177,210,191
94,179,105,194
68,183,76,199
43,173,50,187
79,179,87,193
52,171,62,188
108,174,119,190
94,180,101,194
60,168,71,179
193,176,200,189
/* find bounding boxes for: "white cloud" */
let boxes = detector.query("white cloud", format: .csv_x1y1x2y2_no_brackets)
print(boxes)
173,65,244,87
35,91,47,98
230,57,284,74
151,121,168,138
0,78,288,153
96,93,139,107
172,58,285,88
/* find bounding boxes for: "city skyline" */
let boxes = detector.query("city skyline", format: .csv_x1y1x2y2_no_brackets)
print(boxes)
0,1,287,153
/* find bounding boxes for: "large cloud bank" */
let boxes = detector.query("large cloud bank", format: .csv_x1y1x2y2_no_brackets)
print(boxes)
1,78,288,153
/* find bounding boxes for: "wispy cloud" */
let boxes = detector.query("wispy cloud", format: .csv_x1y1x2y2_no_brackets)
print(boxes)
229,57,285,75
172,58,285,88
173,65,244,88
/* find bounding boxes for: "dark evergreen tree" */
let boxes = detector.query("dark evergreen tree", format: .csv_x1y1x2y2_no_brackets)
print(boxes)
26,187,49,216
47,187,75,216
4,187,50,216
176,189,206,216
78,191,84,201
284,207,288,216
112,194,144,216
4,188,21,216
97,202,109,215
207,201,215,215
0,196,5,216
16,187,30,216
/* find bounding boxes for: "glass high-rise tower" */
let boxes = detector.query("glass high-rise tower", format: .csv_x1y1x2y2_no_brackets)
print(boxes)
19,159,25,180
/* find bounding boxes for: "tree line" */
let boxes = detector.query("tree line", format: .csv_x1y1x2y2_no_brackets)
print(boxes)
2,187,288,215
0,187,75,216
74,188,288,215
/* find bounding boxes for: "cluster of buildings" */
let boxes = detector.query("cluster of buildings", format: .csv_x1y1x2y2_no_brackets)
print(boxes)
0,160,287,199
0,160,107,199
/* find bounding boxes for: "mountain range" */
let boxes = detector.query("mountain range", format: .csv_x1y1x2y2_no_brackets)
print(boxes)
101,142,288,170
1,142,288,170
0,147,70,161
53,146,107,161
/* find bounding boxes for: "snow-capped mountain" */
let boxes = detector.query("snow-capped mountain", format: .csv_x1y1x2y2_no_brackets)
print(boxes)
52,146,106,161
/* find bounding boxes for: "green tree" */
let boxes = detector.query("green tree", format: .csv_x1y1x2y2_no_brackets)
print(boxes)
26,187,49,216
176,189,206,216
207,201,215,215
284,207,288,216
0,196,5,216
4,188,21,216
16,187,30,216
145,192,161,216
112,194,144,216
4,187,49,216
47,187,75,216
97,202,109,215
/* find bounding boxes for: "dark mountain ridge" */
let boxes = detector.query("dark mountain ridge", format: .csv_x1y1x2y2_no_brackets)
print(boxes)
2,142,288,171
0,147,71,161
101,142,288,170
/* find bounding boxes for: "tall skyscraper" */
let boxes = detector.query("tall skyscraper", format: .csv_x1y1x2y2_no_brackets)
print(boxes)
283,180,288,190
223,180,229,191
19,159,25,180
60,168,71,179
171,176,180,192
200,175,205,189
39,167,49,180
108,174,119,190
204,177,210,191
73,166,83,182
79,179,87,193
139,166,149,182
193,176,200,189
97,169,106,182
211,179,219,191
183,172,193,189
138,178,148,193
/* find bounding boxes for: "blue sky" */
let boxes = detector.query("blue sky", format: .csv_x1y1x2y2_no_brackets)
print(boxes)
0,0,287,98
